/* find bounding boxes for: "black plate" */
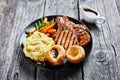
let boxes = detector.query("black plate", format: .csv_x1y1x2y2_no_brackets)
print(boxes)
20,15,92,71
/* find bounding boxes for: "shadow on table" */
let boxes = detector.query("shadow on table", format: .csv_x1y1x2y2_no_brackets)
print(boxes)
38,63,83,80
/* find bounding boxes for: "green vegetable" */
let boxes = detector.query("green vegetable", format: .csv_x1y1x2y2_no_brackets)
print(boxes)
35,23,39,30
40,18,44,22
40,22,46,27
38,21,41,28
35,18,55,30
50,19,55,24
35,19,47,30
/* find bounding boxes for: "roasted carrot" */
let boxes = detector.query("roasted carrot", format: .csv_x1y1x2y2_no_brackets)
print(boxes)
37,26,47,32
41,26,48,30
43,23,57,32
48,29,56,33
46,33,50,36
40,26,47,33
42,29,47,33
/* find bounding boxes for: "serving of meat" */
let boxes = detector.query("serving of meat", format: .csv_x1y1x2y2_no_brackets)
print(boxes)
73,24,91,47
54,16,91,47
54,30,79,50
56,16,74,31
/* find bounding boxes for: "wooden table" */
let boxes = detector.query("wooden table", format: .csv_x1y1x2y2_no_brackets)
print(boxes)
1,0,120,80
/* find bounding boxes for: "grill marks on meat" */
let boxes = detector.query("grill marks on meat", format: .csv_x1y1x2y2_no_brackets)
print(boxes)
54,16,91,48
79,30,90,46
73,24,91,47
73,24,89,33
54,30,79,50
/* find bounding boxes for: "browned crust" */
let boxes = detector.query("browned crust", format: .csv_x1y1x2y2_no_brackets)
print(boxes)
66,45,85,64
45,45,65,65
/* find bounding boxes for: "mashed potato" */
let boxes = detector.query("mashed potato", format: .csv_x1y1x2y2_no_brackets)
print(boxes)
23,31,55,62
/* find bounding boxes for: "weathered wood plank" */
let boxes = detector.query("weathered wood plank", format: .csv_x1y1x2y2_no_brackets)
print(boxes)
1,0,120,80
79,0,120,80
44,0,79,19
103,0,120,79
36,0,83,80
115,0,120,14
0,0,45,80
0,0,17,79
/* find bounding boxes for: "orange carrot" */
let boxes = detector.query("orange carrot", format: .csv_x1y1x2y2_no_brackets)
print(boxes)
48,29,56,33
37,26,46,32
43,23,57,32
42,29,47,33
46,33,50,36
41,26,48,30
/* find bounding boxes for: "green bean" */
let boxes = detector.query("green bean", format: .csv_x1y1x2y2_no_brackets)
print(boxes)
35,23,39,30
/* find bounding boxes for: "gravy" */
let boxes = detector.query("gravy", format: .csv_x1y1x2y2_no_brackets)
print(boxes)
83,8,98,17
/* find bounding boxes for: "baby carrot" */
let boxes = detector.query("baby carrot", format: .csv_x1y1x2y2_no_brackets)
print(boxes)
46,33,50,36
42,29,47,33
44,22,57,32
48,29,56,33
41,26,48,30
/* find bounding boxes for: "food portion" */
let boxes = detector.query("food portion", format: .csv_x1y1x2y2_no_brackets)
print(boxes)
66,45,85,64
22,16,91,66
25,18,57,37
55,16,91,47
23,31,55,62
54,30,79,50
73,24,90,47
45,45,65,65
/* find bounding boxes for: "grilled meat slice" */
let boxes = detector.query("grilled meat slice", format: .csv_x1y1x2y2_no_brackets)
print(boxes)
56,16,69,23
55,16,91,47
73,24,91,47
54,30,79,50
56,16,74,31
73,24,89,33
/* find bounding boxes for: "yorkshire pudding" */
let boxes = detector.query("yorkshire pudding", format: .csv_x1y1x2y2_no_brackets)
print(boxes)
66,45,85,64
45,45,65,65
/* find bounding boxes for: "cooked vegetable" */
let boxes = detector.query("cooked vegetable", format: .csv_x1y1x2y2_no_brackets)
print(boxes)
50,18,55,24
25,27,36,37
43,23,57,33
35,23,39,30
44,17,49,24
35,18,47,30
46,33,50,36
48,29,56,33
25,17,57,37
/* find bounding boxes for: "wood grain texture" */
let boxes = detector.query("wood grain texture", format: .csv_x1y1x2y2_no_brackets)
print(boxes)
79,0,120,80
0,0,45,80
103,0,120,80
0,0,120,80
0,0,17,79
44,0,79,19
115,0,120,14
